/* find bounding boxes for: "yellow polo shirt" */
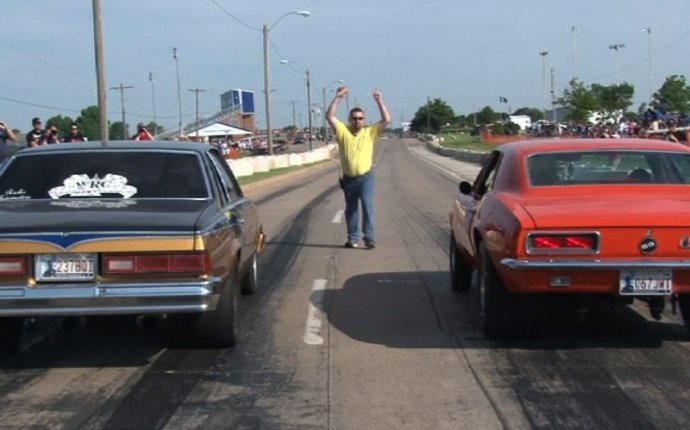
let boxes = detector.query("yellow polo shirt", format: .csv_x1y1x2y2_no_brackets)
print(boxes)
334,119,380,177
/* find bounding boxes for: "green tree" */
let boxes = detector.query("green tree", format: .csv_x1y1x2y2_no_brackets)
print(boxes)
109,121,128,140
145,122,164,135
652,75,690,114
75,106,101,140
512,107,543,121
591,83,634,120
410,98,456,133
559,79,598,123
475,106,500,125
45,115,75,136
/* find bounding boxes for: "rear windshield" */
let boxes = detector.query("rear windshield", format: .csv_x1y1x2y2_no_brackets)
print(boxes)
527,151,690,186
0,151,209,200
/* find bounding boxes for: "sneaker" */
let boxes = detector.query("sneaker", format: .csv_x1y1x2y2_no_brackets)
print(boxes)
344,241,358,249
364,240,376,249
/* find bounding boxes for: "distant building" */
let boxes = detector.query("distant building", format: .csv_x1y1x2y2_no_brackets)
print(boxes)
508,115,531,131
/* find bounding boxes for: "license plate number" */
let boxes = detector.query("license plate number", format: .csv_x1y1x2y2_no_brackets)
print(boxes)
619,269,672,295
35,253,96,281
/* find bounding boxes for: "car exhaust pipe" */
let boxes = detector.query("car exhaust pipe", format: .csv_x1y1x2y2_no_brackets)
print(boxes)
61,316,87,332
135,314,166,333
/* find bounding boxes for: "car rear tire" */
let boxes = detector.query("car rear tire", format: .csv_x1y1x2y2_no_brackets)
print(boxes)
450,235,472,292
194,266,239,347
678,294,690,336
240,252,259,295
478,243,521,339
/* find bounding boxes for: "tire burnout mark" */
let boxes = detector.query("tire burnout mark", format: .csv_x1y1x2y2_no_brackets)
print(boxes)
101,181,338,430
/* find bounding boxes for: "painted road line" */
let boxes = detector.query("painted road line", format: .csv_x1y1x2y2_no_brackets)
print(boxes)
332,210,344,224
408,145,462,180
304,279,327,345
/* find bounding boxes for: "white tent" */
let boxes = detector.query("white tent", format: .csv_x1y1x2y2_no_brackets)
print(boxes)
186,123,252,138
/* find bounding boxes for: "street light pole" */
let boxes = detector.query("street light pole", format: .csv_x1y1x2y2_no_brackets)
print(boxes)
567,26,578,80
189,87,206,141
172,47,182,138
642,27,657,102
149,72,157,135
608,43,625,85
539,51,549,121
262,10,310,156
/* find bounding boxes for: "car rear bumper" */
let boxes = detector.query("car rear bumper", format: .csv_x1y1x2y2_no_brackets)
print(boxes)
0,277,223,317
501,259,690,270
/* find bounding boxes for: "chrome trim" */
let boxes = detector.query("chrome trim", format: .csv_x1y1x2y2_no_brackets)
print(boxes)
525,231,601,256
0,277,222,316
502,258,690,270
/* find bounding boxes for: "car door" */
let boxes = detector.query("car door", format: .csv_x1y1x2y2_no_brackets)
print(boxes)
457,150,501,260
207,149,258,271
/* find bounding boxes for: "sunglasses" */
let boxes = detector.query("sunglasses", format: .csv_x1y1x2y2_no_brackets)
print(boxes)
350,116,365,121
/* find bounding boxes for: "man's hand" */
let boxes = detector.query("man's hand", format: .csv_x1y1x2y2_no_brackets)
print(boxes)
0,122,6,130
373,89,382,102
336,86,349,99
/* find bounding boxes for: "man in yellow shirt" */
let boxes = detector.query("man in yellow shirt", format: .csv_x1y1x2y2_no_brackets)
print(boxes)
326,86,391,249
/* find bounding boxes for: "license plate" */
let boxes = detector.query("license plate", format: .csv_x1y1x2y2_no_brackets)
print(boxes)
619,269,672,295
35,253,97,282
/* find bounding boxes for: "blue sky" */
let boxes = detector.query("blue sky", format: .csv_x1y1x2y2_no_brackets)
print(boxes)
2,0,690,134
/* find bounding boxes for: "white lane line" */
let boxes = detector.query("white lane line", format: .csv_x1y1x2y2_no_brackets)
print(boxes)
332,210,344,224
304,279,327,345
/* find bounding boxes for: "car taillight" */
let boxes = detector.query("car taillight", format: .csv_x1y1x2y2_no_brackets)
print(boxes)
103,253,210,274
0,256,28,276
528,233,598,251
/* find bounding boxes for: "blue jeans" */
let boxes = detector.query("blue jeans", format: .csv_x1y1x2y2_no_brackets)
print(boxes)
342,169,375,243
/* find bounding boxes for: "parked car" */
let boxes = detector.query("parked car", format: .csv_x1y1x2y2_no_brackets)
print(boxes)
449,138,690,339
0,141,265,348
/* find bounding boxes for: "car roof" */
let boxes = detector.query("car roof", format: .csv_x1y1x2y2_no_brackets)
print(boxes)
500,138,690,158
15,141,214,155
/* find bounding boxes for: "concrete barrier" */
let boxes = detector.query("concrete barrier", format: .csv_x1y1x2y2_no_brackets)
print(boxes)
288,153,305,167
227,143,339,178
425,140,490,165
252,155,270,173
227,158,254,177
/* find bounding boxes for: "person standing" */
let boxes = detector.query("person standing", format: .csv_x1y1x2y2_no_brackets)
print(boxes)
63,122,86,142
26,117,45,147
0,120,17,162
326,86,391,249
132,123,154,141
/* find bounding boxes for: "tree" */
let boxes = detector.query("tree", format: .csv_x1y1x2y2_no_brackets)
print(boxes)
591,83,634,120
410,98,456,133
45,115,75,135
652,75,690,114
559,79,598,124
475,106,500,125
76,106,101,140
512,107,543,121
145,122,164,135
109,121,127,140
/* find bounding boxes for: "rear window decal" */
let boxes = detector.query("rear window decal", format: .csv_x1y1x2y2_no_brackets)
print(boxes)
48,174,138,199
0,188,29,200
50,200,137,209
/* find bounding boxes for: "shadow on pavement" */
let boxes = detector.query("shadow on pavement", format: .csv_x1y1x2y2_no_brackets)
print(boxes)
317,271,689,350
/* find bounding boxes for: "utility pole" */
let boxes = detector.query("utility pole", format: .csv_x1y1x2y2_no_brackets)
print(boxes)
188,87,206,141
306,69,313,151
148,72,157,135
539,51,549,121
91,0,108,142
550,68,557,123
109,83,133,139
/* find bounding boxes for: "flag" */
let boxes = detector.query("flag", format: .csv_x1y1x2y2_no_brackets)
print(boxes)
499,96,508,103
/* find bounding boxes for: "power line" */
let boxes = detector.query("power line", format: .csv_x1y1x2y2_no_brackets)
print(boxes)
209,0,260,31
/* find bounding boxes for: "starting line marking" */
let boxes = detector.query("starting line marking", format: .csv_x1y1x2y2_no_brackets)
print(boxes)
304,279,327,345
332,210,344,224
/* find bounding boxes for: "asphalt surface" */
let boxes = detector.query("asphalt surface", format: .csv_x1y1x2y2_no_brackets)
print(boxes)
1,138,690,429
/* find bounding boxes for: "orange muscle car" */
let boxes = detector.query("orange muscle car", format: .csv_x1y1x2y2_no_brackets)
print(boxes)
449,138,690,338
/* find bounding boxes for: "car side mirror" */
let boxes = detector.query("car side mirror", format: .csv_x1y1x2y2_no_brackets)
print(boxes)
459,181,472,195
